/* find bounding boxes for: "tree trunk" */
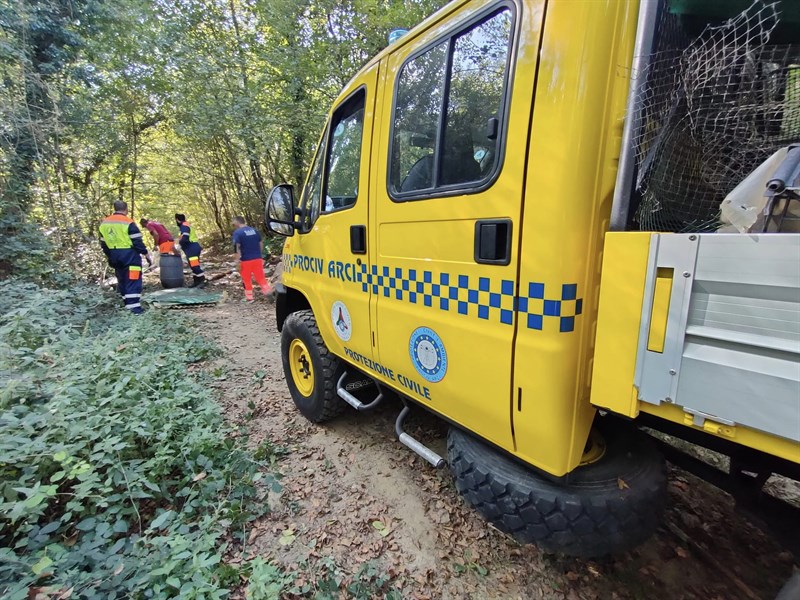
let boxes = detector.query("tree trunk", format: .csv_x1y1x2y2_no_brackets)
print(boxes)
288,82,308,187
218,178,233,232
130,119,138,218
228,0,267,204
206,184,226,240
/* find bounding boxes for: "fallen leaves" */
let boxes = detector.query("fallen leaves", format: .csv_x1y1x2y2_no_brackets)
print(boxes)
671,479,690,492
371,520,392,538
278,527,296,546
30,556,53,576
199,286,790,600
428,499,452,525
27,587,73,600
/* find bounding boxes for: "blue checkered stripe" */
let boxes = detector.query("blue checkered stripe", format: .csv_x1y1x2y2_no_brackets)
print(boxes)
358,265,583,332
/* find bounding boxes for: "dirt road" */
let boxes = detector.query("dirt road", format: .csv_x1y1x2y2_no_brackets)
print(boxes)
194,295,794,599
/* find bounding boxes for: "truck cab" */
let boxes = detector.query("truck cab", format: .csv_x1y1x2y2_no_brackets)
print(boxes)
266,0,800,557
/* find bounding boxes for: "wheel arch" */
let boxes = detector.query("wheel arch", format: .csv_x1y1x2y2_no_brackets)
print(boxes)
275,283,312,331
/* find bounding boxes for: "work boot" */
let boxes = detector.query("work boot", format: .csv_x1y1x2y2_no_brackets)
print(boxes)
191,275,206,288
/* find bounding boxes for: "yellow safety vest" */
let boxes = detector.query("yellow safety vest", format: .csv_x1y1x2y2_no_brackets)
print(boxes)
180,221,199,244
99,213,135,249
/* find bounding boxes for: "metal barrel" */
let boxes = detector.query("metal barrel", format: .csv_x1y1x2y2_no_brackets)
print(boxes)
159,254,185,289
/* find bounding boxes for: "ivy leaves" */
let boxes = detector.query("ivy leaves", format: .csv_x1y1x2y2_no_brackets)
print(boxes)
0,281,278,599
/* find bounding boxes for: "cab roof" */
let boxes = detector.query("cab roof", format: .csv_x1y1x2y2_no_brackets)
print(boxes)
333,0,469,105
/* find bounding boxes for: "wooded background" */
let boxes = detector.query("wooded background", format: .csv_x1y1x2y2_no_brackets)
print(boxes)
0,0,445,278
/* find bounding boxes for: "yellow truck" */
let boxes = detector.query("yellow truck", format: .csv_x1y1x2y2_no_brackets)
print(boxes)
266,0,800,557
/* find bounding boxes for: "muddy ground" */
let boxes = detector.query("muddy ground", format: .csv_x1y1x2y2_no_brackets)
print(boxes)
186,278,795,600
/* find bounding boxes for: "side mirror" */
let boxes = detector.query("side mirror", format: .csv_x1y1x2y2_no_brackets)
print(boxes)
266,184,298,237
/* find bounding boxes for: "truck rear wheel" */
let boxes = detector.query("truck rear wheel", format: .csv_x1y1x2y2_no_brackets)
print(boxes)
281,310,346,423
447,422,666,557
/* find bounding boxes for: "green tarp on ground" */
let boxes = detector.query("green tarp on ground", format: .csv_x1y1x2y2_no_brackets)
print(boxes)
143,288,226,308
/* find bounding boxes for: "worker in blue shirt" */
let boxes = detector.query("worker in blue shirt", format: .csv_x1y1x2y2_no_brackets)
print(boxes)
175,213,206,287
232,216,272,302
99,200,152,314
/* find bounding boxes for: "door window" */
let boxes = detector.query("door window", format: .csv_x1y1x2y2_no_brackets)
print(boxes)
299,128,328,231
390,42,448,194
298,90,367,232
389,7,514,198
323,90,366,213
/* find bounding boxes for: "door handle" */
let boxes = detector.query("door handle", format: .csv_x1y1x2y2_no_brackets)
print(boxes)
474,219,511,265
350,225,367,254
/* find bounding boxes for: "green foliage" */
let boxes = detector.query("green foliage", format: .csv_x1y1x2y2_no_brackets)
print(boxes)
245,557,294,599
452,550,488,579
253,439,290,464
264,235,286,257
1,0,448,266
0,282,280,599
0,219,57,282
346,560,403,600
0,0,93,210
243,556,403,600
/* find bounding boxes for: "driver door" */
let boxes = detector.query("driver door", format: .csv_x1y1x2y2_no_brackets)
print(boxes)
283,65,379,364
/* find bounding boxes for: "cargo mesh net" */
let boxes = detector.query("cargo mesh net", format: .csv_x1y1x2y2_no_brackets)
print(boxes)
634,1,800,232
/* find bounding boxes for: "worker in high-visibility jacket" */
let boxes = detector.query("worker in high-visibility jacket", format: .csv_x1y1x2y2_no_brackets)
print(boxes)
175,213,206,287
99,200,152,314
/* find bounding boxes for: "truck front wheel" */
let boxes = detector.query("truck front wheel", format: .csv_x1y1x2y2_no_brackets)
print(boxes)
448,421,666,557
281,310,346,423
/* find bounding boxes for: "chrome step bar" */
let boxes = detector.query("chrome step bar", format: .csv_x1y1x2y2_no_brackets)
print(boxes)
336,371,383,411
395,404,445,468
337,371,444,468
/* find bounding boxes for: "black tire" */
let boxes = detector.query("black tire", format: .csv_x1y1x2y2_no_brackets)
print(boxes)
281,310,346,423
448,421,667,557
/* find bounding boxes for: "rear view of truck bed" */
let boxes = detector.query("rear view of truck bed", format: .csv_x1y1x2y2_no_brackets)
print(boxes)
597,0,800,463
593,0,800,562
592,232,799,462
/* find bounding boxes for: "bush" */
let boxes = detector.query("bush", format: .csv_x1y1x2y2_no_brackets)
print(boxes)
263,234,285,258
0,219,59,283
0,282,278,599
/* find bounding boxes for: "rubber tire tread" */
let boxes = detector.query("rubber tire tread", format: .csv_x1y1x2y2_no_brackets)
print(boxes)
447,422,667,557
281,309,346,423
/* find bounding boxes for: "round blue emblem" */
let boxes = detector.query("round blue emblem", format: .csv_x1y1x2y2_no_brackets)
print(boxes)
409,327,447,383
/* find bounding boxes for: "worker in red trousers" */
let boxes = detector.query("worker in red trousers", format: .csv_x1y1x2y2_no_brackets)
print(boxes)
231,216,273,303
